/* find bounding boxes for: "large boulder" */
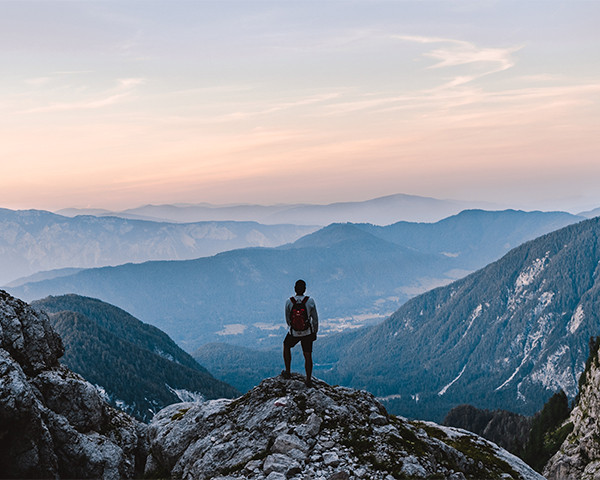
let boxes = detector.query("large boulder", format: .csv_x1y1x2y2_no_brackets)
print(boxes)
0,289,147,479
146,373,544,480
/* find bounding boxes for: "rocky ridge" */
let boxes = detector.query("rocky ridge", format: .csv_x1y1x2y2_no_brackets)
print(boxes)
544,339,600,479
0,289,147,479
146,374,544,480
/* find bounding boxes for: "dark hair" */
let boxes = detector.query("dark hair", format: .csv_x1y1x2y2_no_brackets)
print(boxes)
294,279,306,295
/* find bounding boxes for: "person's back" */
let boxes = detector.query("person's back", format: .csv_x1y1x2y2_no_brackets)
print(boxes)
282,279,318,387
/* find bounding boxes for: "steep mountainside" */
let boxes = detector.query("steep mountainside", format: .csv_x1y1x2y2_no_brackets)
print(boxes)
7,210,582,352
145,374,544,480
327,216,600,420
544,338,600,479
32,295,239,421
0,290,147,478
0,208,316,285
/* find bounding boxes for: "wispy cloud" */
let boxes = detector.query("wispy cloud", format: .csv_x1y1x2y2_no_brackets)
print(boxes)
20,77,145,114
212,92,342,123
23,93,131,113
394,35,520,87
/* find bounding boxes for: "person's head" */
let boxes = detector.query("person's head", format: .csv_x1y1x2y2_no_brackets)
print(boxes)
294,279,306,295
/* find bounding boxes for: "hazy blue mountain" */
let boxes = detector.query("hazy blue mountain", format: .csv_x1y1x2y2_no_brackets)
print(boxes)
6,267,85,288
324,216,600,421
0,208,317,285
57,193,501,226
32,294,239,421
355,209,582,271
578,206,600,219
8,210,583,353
10,226,450,351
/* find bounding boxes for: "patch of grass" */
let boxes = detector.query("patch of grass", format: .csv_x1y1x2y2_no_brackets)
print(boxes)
545,422,574,453
170,407,191,421
446,435,520,480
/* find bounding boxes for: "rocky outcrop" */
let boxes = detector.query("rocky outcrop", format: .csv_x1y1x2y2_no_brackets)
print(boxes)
146,373,544,480
0,289,147,479
544,341,600,479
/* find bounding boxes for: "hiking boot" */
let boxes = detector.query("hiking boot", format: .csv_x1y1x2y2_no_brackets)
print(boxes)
281,370,291,380
305,378,313,388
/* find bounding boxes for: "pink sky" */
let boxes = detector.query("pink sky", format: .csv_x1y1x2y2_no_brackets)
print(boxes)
1,1,599,212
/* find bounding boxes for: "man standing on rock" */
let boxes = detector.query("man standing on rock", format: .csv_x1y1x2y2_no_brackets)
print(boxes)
282,279,318,387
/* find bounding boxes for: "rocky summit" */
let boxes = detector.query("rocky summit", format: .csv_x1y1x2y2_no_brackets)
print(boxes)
146,374,543,480
0,289,147,479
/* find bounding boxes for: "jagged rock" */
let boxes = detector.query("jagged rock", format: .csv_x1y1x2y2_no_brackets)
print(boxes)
0,289,63,375
0,289,147,479
272,433,309,454
544,342,600,479
146,373,544,479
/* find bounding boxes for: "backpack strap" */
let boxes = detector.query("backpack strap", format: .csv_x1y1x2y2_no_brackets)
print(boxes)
290,297,297,305
301,296,309,305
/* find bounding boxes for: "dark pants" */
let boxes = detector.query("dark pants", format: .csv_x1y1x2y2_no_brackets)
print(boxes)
283,333,316,381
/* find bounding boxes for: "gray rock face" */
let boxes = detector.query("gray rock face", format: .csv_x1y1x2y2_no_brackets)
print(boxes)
0,289,63,375
146,373,544,480
0,289,147,479
544,344,600,479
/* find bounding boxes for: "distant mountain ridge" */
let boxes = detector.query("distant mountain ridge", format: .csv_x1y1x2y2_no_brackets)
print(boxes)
325,215,600,420
0,208,316,285
57,193,501,225
33,294,239,421
7,209,583,352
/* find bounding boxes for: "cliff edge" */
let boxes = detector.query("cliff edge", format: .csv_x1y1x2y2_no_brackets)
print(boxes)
0,289,147,479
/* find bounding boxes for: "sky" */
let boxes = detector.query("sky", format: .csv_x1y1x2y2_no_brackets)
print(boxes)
1,0,599,213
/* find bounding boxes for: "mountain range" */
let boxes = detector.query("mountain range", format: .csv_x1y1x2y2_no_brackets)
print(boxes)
31,294,238,421
6,210,582,352
193,215,600,425
1,287,545,479
56,193,501,225
0,208,317,286
324,215,600,420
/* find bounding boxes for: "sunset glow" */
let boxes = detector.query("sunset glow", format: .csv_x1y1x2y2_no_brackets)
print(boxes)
1,1,599,212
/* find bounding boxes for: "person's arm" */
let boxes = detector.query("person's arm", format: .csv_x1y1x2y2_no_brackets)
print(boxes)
285,299,292,328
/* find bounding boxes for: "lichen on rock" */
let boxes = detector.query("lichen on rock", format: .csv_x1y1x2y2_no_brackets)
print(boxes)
146,373,544,480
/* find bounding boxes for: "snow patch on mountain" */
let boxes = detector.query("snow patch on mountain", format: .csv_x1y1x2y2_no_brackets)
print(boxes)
461,304,483,340
567,304,585,334
534,291,555,315
515,252,550,289
530,345,578,397
154,348,175,362
166,384,205,403
497,313,553,392
438,364,467,396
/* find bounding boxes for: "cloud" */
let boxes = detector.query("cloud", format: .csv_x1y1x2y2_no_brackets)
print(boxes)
20,77,145,114
117,78,145,88
394,35,520,87
22,93,131,113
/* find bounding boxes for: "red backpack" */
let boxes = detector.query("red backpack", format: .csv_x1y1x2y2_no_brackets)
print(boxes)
290,296,310,332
